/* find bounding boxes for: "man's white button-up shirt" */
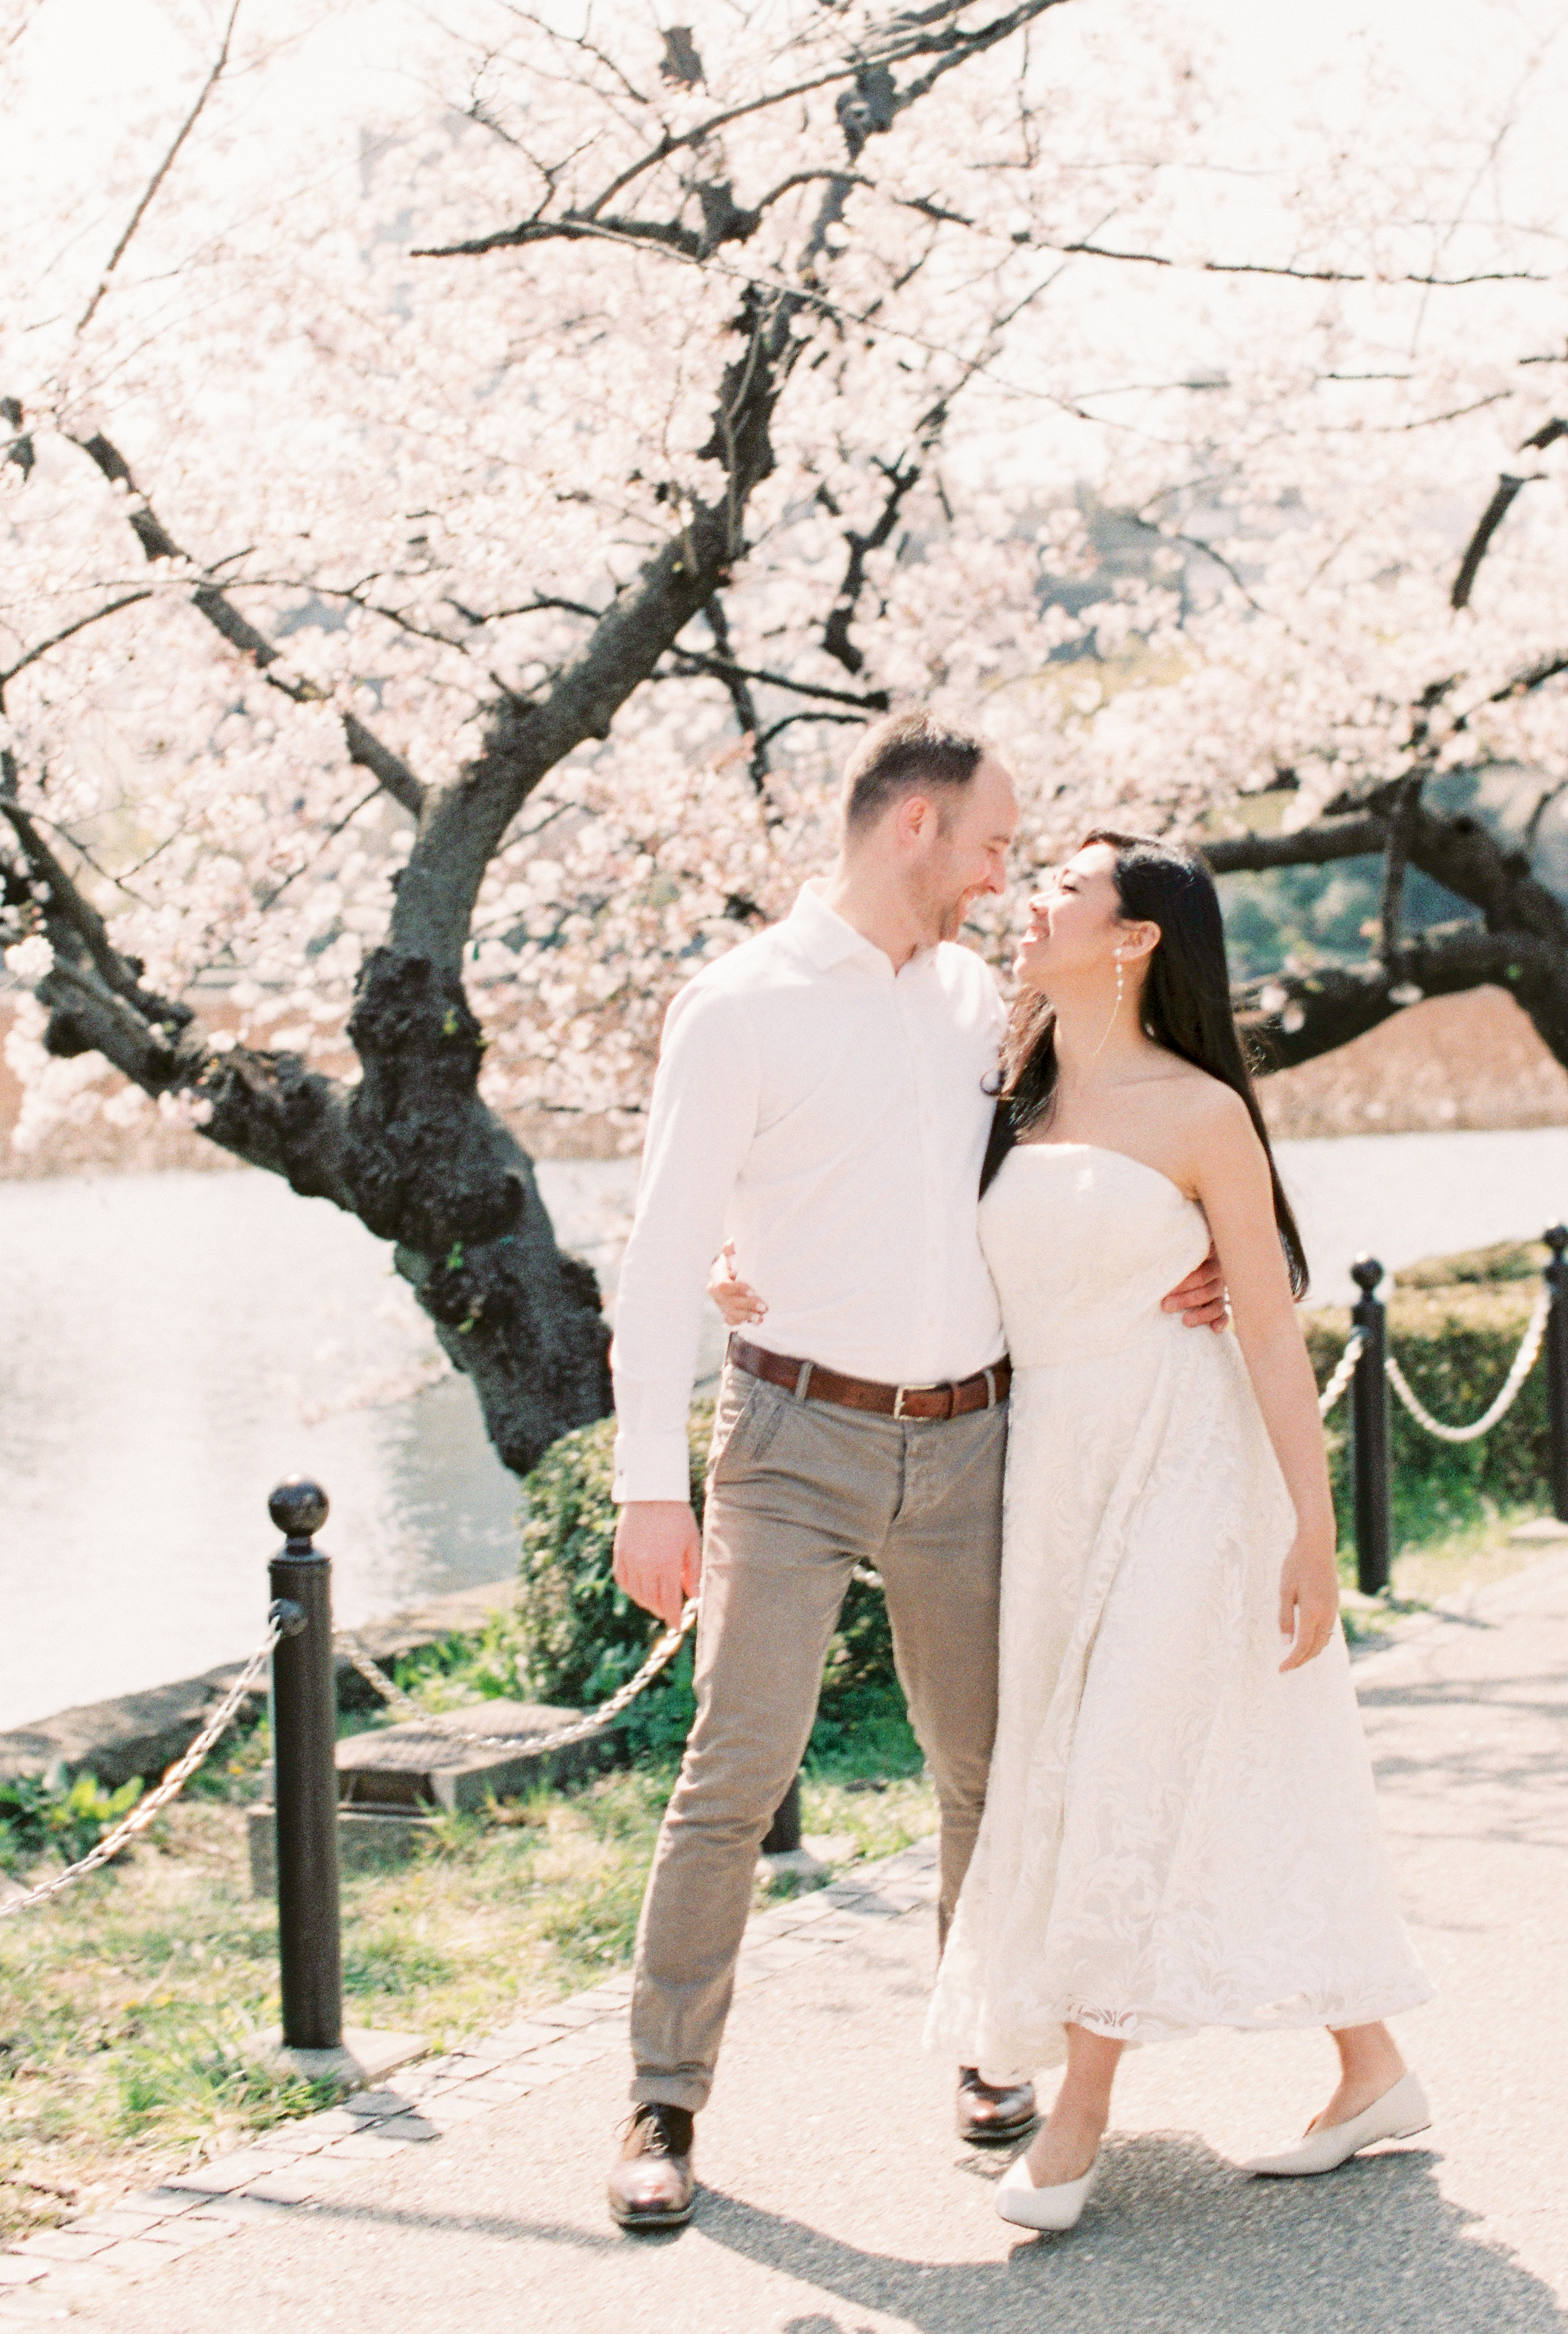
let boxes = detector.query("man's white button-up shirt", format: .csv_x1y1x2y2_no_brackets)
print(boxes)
610,881,1008,1502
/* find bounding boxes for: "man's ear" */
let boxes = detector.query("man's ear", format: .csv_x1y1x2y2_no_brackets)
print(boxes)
893,790,937,848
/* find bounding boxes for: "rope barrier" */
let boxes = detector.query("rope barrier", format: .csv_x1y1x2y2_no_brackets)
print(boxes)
1318,1330,1365,1419
342,1599,700,1753
0,1615,282,1919
341,1564,884,1749
1385,1281,1551,1444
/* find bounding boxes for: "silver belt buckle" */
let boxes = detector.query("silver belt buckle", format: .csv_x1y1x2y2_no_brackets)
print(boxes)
893,1382,938,1420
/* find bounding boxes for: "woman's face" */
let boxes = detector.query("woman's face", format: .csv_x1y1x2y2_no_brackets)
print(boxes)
1013,842,1126,990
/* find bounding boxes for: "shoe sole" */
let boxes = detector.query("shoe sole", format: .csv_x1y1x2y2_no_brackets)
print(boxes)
958,2111,1041,2148
1248,2116,1433,2178
609,2196,697,2231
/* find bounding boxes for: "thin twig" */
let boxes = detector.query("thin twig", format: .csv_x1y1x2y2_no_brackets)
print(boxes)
76,1,243,338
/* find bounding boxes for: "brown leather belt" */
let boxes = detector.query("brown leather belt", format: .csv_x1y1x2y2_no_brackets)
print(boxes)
728,1334,1011,1421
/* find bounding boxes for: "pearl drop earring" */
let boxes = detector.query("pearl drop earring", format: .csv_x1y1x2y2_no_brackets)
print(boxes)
1091,949,1127,1067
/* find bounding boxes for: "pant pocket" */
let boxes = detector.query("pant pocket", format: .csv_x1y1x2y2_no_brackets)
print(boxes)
707,1374,787,1485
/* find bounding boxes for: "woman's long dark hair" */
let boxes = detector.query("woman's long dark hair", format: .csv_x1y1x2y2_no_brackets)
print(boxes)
980,828,1309,1297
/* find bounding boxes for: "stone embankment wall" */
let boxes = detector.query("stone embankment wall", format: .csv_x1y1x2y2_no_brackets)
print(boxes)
0,1581,519,1789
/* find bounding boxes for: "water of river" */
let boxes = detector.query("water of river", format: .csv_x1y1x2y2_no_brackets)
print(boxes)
4,1126,1566,1732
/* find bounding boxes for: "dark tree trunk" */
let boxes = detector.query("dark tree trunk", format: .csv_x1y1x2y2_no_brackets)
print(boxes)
343,950,611,1474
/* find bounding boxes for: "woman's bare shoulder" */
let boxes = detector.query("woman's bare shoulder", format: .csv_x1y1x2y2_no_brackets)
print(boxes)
1154,1063,1263,1153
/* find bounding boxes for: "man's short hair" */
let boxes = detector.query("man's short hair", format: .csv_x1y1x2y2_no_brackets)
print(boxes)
841,710,988,834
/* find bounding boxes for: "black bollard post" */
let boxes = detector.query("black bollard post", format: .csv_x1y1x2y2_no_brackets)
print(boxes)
1545,1226,1568,1523
762,1773,802,1856
1350,1257,1392,1597
268,1479,343,2051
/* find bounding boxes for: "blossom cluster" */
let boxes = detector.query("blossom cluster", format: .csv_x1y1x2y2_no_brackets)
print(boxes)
2,0,1565,1146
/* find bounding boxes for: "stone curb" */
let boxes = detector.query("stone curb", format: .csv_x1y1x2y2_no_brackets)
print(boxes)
0,1835,939,2319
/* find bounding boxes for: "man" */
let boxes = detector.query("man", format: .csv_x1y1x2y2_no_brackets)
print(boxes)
606,711,1225,2230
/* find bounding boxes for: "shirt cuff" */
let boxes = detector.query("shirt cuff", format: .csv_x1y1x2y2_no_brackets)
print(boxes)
612,1429,694,1505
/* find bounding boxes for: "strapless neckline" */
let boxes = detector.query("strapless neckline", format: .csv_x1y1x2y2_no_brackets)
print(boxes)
1008,1142,1196,1213
980,1139,1209,1370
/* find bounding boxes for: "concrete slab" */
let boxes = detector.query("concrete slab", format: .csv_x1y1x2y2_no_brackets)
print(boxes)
335,1700,596,1813
246,1804,438,1892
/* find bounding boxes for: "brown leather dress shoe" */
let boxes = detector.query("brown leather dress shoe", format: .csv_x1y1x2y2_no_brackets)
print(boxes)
608,2104,697,2230
956,2066,1038,2145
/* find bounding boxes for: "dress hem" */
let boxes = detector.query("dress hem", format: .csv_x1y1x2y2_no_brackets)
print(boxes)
946,1977,1437,2086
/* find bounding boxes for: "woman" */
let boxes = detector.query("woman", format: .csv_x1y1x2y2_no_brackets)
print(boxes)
710,831,1431,2233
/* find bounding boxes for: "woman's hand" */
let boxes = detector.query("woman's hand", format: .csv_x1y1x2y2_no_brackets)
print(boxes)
1278,1534,1340,1672
707,1239,768,1328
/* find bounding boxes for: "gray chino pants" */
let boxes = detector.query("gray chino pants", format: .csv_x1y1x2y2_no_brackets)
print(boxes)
629,1360,1007,2112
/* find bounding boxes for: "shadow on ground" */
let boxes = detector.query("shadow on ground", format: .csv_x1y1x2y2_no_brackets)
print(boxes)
296,2131,1565,2334
695,2133,1565,2334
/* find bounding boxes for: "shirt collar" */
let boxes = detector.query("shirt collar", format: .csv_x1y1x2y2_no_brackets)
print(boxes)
786,881,931,980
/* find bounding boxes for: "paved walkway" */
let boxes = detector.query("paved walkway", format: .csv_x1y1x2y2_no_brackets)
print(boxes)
7,1552,1568,2333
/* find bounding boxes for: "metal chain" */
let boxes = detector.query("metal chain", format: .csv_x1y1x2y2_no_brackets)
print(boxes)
341,1599,700,1754
1385,1282,1550,1444
0,1619,280,1920
343,1562,885,1753
1318,1330,1365,1419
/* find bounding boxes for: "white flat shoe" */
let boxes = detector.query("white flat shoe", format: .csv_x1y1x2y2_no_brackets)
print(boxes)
995,2147,1098,2231
1242,2071,1431,2177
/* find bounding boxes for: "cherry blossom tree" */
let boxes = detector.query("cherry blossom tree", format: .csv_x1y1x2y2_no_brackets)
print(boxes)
3,0,1565,1471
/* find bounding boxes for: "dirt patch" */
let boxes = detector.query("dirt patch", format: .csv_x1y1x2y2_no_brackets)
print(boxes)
1257,986,1568,1140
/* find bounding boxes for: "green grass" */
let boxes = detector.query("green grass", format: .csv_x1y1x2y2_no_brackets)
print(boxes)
0,1673,932,2243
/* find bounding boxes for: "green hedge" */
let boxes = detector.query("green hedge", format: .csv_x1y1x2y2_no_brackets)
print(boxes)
1305,1239,1550,1546
517,1402,903,1763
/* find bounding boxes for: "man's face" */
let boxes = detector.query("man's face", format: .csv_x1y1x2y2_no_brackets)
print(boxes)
909,756,1019,941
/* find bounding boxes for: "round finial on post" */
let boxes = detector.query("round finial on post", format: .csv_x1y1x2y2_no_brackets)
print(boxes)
1546,1224,1568,1261
269,1477,329,1548
1351,1255,1384,1293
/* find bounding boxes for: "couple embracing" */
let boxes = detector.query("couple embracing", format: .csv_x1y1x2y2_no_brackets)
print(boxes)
605,711,1431,2236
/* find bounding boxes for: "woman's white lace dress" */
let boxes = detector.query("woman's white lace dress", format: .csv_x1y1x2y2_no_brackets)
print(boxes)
926,1144,1431,2080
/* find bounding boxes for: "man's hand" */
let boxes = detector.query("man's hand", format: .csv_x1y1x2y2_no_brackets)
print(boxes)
1162,1240,1229,1332
614,1500,703,1629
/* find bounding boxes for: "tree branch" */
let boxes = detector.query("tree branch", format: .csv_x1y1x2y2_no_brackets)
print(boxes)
1237,922,1568,1070
1019,235,1541,289
385,0,1067,965
1450,416,1567,608
71,430,426,817
695,596,768,792
76,0,242,337
823,444,931,673
1202,816,1387,874
662,641,890,715
1452,474,1535,608
1379,773,1423,961
1211,786,1568,954
0,591,153,685
388,283,813,966
0,750,193,1036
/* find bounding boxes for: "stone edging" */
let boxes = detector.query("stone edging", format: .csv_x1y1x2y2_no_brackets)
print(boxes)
0,1835,939,2321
